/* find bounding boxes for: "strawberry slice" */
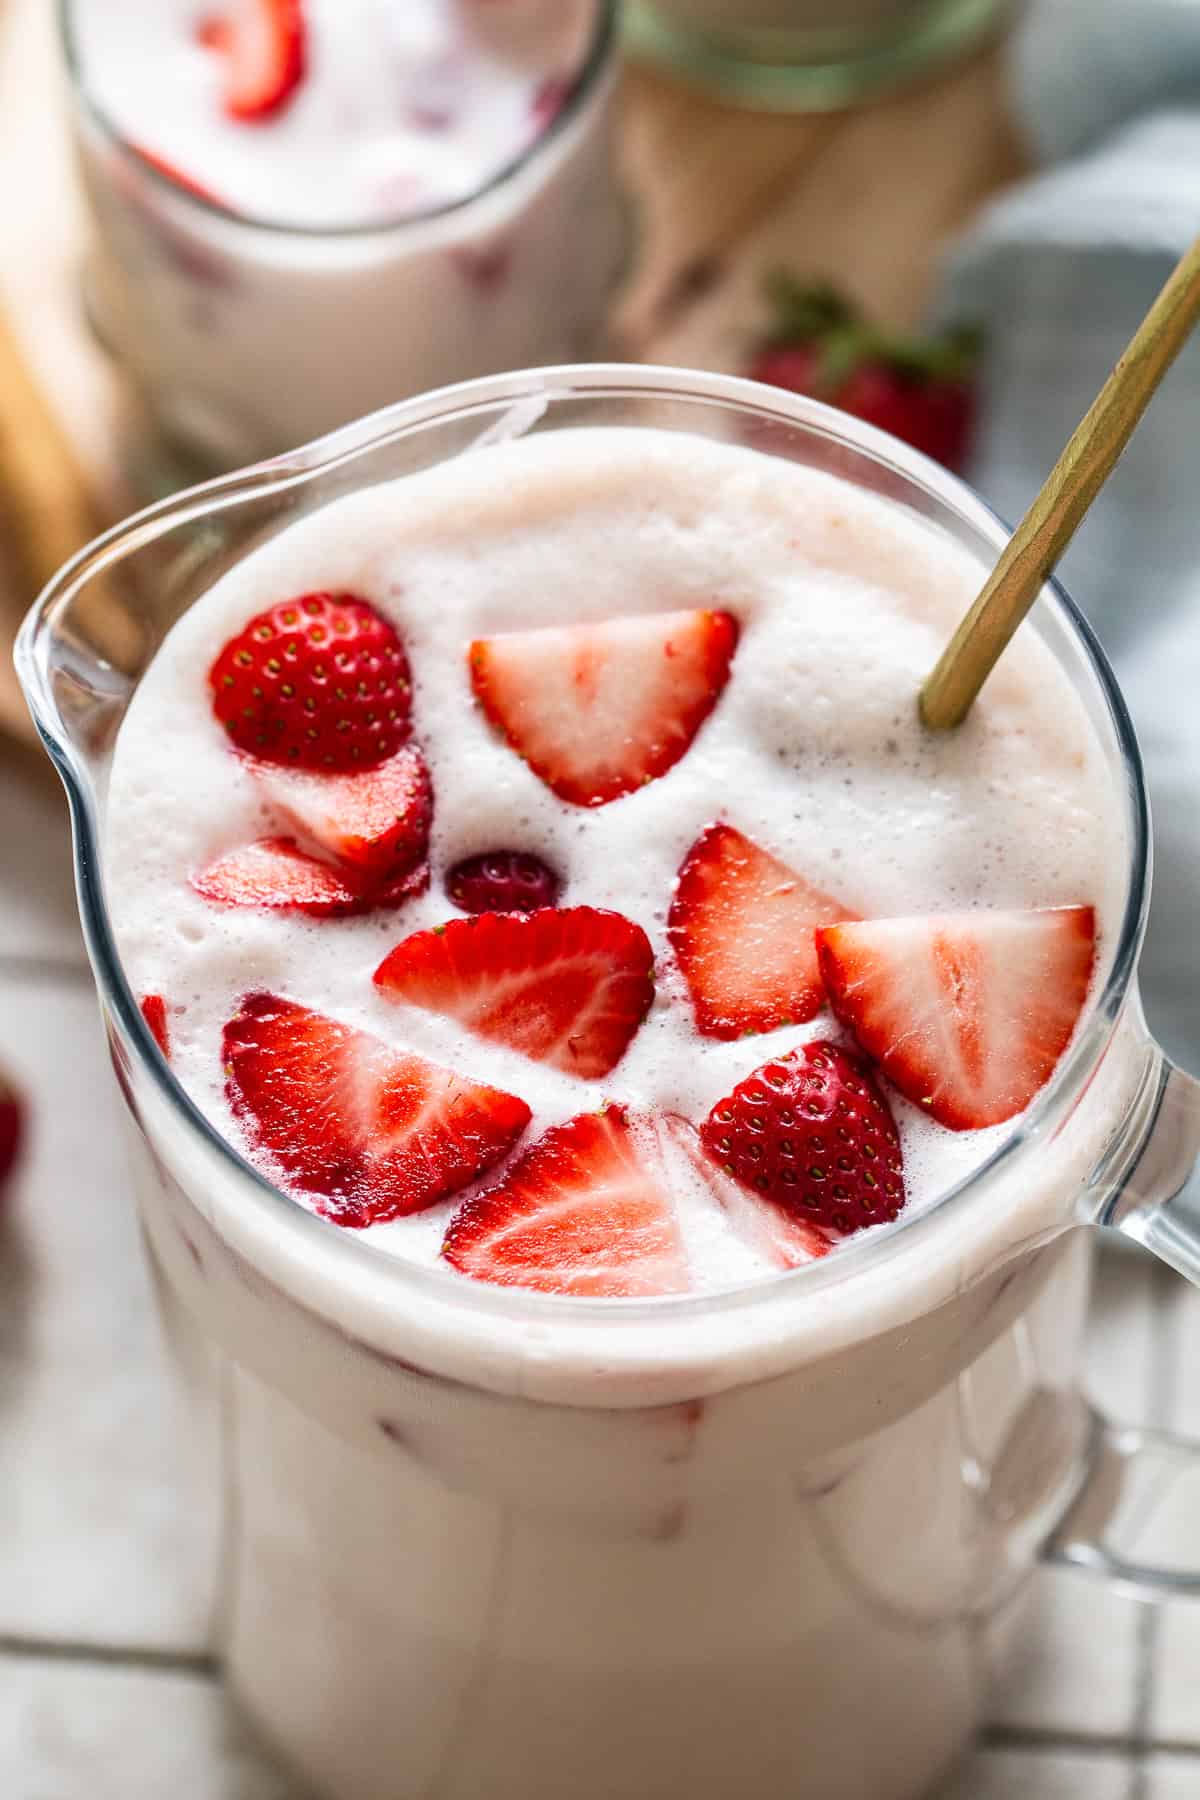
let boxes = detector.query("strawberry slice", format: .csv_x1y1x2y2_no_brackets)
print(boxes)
140,994,172,1059
199,0,307,123
210,593,411,773
663,1114,829,1270
131,146,223,207
702,1040,905,1238
254,745,433,882
669,823,854,1039
469,609,739,807
224,993,530,1226
816,907,1096,1131
374,906,654,1080
442,1106,689,1296
192,836,427,916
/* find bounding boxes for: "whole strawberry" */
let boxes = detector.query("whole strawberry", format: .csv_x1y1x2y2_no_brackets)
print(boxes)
747,276,982,474
0,1065,26,1196
701,1039,904,1239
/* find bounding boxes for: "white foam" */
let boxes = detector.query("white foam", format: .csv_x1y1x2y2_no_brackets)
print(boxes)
73,0,594,227
105,428,1127,1293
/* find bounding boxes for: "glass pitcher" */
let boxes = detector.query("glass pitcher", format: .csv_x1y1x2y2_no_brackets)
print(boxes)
16,365,1200,1800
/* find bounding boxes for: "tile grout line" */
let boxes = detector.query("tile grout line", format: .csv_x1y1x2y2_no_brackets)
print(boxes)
0,1634,219,1678
0,951,92,985
982,1722,1200,1759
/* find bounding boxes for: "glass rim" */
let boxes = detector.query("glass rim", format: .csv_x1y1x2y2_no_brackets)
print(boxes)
57,0,618,240
15,363,1151,1337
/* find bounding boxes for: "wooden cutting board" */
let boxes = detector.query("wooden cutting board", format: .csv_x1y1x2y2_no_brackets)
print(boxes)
0,0,1023,747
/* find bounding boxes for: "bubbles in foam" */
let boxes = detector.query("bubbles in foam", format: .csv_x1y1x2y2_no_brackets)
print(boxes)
105,428,1127,1294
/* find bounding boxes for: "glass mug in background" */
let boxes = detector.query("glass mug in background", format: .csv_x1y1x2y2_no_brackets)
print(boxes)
17,366,1200,1800
625,0,1011,108
58,0,625,474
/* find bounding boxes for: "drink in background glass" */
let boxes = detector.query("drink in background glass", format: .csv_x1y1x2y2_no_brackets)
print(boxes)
625,0,1010,108
19,368,1200,1800
62,0,625,470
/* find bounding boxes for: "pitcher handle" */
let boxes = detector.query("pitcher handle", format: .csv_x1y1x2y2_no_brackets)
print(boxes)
1045,1408,1200,1598
1043,1046,1200,1597
1091,1048,1200,1284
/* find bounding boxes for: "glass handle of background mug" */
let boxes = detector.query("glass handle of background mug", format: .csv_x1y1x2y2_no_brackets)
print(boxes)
1048,1043,1200,1596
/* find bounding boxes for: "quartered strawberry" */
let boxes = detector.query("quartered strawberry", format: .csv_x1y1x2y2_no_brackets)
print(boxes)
140,994,171,1059
198,0,307,123
469,609,739,807
817,907,1096,1131
210,593,411,773
375,906,654,1079
442,1106,689,1296
701,1040,905,1239
663,1114,829,1270
224,993,530,1226
669,823,854,1038
192,836,427,916
0,1064,25,1193
445,849,562,915
254,744,432,882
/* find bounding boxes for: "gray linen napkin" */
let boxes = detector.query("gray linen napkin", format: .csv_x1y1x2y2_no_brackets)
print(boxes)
938,0,1200,1068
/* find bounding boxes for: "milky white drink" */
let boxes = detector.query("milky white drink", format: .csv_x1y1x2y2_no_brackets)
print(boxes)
105,427,1140,1800
66,0,622,466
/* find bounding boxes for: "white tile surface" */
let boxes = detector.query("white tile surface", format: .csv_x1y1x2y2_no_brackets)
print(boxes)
937,1746,1132,1799
0,975,218,1651
0,757,84,967
1144,1753,1200,1796
0,1659,298,1800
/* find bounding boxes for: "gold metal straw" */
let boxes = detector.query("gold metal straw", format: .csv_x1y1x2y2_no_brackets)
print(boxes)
920,235,1200,732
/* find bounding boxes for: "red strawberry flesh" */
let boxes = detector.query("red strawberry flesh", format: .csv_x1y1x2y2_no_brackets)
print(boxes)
445,849,562,915
374,906,654,1080
210,593,411,773
663,1113,829,1269
817,907,1096,1131
141,994,171,1059
192,836,427,916
469,608,739,807
669,822,854,1038
254,744,432,881
199,0,307,123
0,1066,25,1192
224,993,530,1226
442,1106,689,1296
701,1039,905,1238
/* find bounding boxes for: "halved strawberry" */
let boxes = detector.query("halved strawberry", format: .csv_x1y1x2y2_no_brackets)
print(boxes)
469,609,739,807
669,823,854,1039
192,836,426,916
224,993,530,1226
210,593,411,773
374,906,654,1080
442,1106,689,1296
140,994,171,1059
253,745,432,882
663,1114,829,1270
198,0,307,123
702,1040,905,1238
816,907,1096,1131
